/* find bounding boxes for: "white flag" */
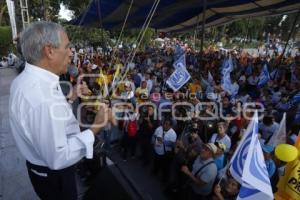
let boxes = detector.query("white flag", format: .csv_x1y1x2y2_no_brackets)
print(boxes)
229,112,256,183
238,119,273,200
268,113,286,147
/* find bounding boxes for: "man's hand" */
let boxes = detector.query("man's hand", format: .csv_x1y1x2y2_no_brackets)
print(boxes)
90,103,117,135
181,165,190,174
90,104,109,135
214,184,222,194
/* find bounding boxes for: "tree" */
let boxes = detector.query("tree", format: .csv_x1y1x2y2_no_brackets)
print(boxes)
0,26,13,56
64,25,111,47
0,2,8,26
61,0,90,17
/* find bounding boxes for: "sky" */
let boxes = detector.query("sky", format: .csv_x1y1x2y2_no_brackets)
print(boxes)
58,3,74,21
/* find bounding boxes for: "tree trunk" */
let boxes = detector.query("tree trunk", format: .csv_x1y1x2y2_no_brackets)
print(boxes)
0,5,7,26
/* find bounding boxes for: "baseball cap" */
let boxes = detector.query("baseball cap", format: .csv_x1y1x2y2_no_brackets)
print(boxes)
91,64,98,70
262,144,274,154
215,142,226,152
204,143,218,154
239,75,246,82
83,60,90,65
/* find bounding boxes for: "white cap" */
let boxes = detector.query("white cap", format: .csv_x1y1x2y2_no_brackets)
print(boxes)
205,143,218,154
239,75,246,82
91,64,98,70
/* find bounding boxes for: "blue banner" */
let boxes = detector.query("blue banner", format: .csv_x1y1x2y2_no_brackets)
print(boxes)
166,67,191,92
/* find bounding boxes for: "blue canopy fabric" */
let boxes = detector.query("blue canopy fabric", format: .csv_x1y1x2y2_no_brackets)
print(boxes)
71,0,300,32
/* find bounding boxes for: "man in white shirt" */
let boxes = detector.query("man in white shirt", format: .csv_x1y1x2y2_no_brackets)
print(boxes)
9,22,114,200
152,119,177,182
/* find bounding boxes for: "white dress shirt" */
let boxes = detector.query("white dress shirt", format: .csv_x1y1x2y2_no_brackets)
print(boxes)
9,63,95,170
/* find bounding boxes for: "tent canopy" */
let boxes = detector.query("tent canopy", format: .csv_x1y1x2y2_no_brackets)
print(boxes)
71,0,300,32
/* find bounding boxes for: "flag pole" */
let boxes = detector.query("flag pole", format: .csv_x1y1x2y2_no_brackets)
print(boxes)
217,161,232,185
278,9,300,66
200,0,207,62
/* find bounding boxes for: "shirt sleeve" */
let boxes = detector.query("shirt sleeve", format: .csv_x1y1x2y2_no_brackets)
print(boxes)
28,101,95,170
168,131,177,142
199,165,217,184
209,134,216,143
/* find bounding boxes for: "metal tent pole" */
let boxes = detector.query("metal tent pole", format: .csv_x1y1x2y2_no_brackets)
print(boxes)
200,0,207,59
243,17,251,48
19,0,29,29
280,9,300,62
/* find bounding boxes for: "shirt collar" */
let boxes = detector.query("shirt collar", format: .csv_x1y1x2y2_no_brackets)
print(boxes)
24,62,59,83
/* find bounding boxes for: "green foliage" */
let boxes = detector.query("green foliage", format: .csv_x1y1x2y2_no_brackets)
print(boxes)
26,0,89,22
64,25,111,47
226,17,265,40
0,26,13,56
28,0,60,21
120,28,156,50
0,2,8,26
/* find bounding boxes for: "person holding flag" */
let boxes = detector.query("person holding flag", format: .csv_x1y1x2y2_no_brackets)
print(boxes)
257,63,270,88
274,135,300,200
229,111,274,200
166,44,191,92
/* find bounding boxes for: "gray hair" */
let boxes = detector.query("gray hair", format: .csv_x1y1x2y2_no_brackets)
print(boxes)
20,21,65,64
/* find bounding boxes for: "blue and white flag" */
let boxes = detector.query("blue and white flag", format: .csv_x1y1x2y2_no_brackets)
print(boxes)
239,123,273,200
166,67,191,92
294,108,300,123
270,68,279,80
268,113,286,147
230,111,273,200
230,112,256,183
221,57,233,95
221,72,232,95
288,91,300,106
173,54,186,69
221,57,233,75
257,64,270,88
208,71,214,86
173,45,185,61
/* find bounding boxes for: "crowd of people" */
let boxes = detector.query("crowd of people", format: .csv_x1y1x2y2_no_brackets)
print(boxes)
0,53,17,67
59,39,300,200
8,20,300,200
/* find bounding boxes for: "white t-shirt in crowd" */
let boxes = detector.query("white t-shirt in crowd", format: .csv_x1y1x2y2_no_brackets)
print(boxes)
153,126,177,155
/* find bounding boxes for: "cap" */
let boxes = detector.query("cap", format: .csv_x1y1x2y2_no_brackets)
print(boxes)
262,144,274,154
204,143,218,154
83,60,90,65
124,81,131,87
239,76,246,82
215,142,226,152
91,64,98,70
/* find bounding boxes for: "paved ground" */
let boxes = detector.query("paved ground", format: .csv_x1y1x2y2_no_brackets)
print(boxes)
0,67,38,200
0,67,167,200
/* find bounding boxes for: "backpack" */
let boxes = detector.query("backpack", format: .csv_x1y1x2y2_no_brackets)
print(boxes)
127,119,138,137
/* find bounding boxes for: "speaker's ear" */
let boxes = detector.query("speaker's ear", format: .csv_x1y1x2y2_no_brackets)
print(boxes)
43,44,53,59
